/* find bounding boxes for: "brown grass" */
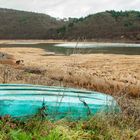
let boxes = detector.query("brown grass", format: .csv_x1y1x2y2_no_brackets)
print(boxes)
0,46,140,97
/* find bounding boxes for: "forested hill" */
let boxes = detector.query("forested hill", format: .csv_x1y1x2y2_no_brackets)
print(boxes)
57,11,140,41
0,8,64,39
0,8,140,41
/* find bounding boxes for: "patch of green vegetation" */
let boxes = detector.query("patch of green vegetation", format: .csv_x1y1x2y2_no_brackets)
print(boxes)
0,113,139,140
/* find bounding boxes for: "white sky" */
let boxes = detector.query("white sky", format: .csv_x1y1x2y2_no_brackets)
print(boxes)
0,0,139,18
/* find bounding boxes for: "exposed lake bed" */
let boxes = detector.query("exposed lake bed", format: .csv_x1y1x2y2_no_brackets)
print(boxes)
0,40,140,97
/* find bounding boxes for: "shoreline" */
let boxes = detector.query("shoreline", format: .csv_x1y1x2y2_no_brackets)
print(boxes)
0,39,140,45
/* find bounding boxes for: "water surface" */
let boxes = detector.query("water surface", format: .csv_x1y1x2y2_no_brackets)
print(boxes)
0,42,140,55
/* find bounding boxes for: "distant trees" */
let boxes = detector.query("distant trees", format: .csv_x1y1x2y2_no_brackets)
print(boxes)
107,10,128,18
0,8,139,41
0,8,64,39
57,10,140,41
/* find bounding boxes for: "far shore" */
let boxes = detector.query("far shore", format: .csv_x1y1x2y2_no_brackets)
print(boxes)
0,39,140,45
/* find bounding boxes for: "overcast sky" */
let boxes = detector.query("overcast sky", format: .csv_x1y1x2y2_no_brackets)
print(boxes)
0,0,139,18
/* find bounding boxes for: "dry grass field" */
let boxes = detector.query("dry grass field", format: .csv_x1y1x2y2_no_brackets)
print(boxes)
0,46,140,97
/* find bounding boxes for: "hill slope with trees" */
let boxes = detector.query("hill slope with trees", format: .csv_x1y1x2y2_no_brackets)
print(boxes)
0,8,140,41
0,8,64,39
57,11,140,41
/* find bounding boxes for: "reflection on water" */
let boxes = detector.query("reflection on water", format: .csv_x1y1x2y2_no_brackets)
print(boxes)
0,42,140,55
55,42,140,48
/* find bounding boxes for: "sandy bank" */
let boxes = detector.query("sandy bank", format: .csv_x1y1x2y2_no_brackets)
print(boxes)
0,39,140,45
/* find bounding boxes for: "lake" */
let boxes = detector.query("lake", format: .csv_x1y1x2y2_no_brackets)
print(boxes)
0,42,140,55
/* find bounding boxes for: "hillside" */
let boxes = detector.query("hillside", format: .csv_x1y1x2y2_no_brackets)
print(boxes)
0,9,140,41
57,11,140,41
0,8,64,39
